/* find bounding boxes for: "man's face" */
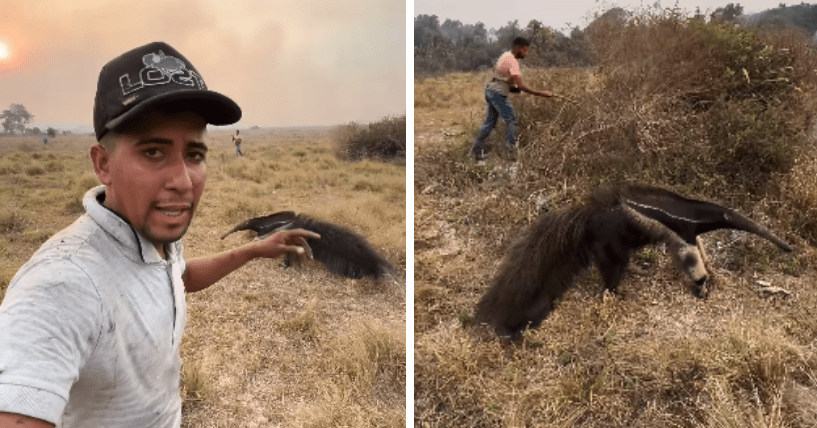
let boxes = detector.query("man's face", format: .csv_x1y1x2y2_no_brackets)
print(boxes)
514,46,529,59
93,110,208,250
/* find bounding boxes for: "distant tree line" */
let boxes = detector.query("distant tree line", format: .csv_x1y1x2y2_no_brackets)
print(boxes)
414,15,592,75
740,2,817,36
1,103,64,138
415,3,817,75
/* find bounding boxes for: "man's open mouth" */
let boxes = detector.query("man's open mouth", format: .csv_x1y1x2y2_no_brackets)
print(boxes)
156,203,192,218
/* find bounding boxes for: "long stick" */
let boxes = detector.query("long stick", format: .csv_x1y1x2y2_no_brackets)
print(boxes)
550,93,579,104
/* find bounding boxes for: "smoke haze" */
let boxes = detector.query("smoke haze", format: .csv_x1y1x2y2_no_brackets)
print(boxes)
0,0,406,130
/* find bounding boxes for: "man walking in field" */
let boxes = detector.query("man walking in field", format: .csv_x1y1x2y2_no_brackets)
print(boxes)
471,37,553,161
0,41,318,427
232,129,243,156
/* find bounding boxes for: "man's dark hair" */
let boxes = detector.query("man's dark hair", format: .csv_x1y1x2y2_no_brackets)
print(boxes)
512,37,530,49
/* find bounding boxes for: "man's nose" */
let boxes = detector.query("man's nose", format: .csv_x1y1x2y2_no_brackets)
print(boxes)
164,154,194,192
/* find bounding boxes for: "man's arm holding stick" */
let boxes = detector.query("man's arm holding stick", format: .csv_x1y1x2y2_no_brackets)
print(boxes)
509,74,553,98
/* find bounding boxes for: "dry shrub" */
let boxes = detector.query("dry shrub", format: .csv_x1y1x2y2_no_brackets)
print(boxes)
0,205,26,235
63,173,100,213
290,319,405,428
279,299,321,339
512,15,817,202
44,160,65,173
699,378,787,428
222,161,270,184
16,142,35,152
0,157,20,175
783,383,817,427
785,150,817,245
293,384,405,428
181,359,209,401
334,115,406,162
24,165,44,176
216,194,274,227
414,72,491,111
692,321,817,428
327,319,405,392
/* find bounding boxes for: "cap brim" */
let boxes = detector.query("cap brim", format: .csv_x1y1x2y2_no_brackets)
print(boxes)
104,89,242,133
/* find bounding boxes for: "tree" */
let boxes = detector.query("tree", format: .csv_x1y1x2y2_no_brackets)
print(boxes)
1,104,33,135
414,14,443,49
711,3,744,22
47,127,57,138
493,20,522,51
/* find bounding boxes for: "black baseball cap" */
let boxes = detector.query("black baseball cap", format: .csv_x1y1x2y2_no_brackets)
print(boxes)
93,41,241,141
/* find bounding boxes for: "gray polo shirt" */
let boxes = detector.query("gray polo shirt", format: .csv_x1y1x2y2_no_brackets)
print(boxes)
0,185,187,427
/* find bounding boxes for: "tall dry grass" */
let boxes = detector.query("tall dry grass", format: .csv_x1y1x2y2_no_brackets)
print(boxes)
0,128,406,427
510,15,817,195
415,12,817,428
0,135,94,298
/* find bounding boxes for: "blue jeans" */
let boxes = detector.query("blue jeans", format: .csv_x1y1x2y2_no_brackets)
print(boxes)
471,87,517,155
235,144,243,156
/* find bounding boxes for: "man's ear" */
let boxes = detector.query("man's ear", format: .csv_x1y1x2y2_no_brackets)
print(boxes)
89,144,112,185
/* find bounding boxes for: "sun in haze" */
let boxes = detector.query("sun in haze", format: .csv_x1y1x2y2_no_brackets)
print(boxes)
0,40,10,61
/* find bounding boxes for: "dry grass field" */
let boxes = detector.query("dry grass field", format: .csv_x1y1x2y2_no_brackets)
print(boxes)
0,128,406,427
415,17,817,428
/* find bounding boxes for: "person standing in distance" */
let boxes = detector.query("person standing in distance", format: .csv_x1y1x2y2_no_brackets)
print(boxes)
0,41,318,427
471,37,553,161
232,129,243,156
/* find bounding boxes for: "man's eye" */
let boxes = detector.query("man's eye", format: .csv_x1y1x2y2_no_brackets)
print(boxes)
188,151,206,162
144,148,163,159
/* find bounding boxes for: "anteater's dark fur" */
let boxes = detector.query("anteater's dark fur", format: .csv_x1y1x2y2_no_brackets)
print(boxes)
222,212,393,280
474,185,792,340
288,214,393,280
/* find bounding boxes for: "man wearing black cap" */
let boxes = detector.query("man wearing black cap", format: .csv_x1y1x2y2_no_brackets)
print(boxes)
0,42,318,427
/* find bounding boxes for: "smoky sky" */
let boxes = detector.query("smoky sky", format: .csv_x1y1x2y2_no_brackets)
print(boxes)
0,0,406,129
414,0,798,35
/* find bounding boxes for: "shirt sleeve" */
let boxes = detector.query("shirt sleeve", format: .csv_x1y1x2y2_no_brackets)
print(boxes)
506,56,520,77
495,53,521,81
0,257,103,424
